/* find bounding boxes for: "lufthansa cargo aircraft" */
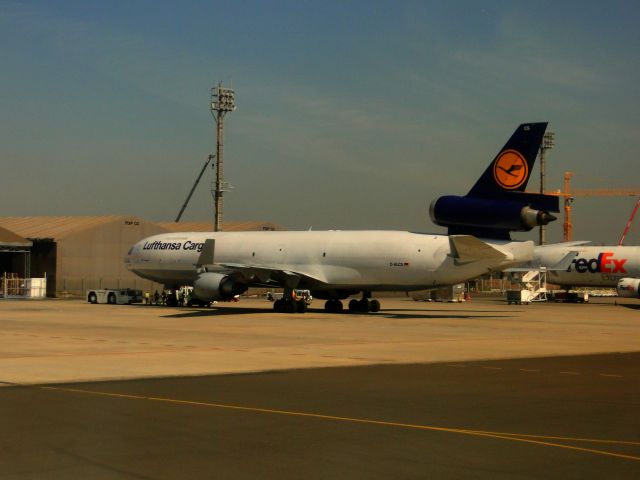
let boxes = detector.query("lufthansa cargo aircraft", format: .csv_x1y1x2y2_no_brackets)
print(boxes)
126,123,559,313
524,243,640,299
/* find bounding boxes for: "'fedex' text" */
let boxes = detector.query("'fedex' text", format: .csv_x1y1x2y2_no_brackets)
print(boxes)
567,252,627,274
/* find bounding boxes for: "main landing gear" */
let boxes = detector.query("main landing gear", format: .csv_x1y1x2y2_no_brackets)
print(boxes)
273,298,308,313
324,299,343,313
347,298,380,313
324,293,381,313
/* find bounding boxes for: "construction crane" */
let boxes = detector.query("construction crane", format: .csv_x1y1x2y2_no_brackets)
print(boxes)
175,155,215,222
619,197,640,245
543,171,640,241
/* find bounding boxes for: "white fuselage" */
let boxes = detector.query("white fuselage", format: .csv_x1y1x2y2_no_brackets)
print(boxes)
531,244,640,287
125,230,531,291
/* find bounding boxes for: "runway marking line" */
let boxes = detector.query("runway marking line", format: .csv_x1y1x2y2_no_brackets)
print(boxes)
40,385,640,462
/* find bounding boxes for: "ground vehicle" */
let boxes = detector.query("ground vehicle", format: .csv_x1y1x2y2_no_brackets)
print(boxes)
268,290,313,305
506,289,530,305
550,291,589,303
87,289,142,305
411,284,465,302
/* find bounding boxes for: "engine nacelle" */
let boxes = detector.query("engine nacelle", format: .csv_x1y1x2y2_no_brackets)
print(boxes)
193,272,247,301
616,278,640,299
429,195,556,232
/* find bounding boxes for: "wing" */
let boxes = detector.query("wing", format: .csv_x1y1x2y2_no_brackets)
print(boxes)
196,239,325,288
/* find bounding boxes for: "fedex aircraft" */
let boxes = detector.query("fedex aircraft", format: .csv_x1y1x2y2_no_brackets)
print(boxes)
528,243,640,298
126,122,559,313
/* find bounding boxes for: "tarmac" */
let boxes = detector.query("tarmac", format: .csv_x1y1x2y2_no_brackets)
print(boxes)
0,296,639,385
1,296,639,478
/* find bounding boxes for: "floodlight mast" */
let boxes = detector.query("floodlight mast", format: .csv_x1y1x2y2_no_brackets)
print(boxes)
210,82,236,232
539,131,555,245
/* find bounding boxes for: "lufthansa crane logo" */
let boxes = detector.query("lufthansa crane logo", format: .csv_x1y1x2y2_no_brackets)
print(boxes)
493,150,528,189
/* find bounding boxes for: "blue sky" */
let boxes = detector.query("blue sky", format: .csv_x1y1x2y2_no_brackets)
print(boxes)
1,0,639,244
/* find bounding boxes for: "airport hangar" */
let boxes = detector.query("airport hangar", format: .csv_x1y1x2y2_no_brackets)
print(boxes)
0,226,33,282
0,217,280,298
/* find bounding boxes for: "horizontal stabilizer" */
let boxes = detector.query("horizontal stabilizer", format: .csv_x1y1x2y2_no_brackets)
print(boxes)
544,240,592,247
505,250,580,272
449,235,506,264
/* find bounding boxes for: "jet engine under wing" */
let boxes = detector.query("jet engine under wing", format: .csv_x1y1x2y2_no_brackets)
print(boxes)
448,235,507,265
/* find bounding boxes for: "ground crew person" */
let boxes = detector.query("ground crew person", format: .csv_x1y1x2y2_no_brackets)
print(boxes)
144,291,150,305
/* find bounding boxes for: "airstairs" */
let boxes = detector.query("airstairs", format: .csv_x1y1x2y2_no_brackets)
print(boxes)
506,267,548,304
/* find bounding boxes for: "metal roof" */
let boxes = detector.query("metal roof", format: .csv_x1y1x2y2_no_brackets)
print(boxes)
0,217,281,241
0,216,139,240
158,221,281,232
0,225,32,247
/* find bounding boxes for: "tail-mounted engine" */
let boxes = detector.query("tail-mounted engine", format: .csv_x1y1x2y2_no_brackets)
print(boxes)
429,192,559,239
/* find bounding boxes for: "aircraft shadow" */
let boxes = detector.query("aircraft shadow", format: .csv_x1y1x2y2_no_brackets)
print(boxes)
162,306,272,318
617,303,640,311
390,308,513,314
378,313,512,320
162,306,513,320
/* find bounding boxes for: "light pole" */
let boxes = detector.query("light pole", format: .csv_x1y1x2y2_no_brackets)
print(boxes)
539,131,555,245
210,83,236,232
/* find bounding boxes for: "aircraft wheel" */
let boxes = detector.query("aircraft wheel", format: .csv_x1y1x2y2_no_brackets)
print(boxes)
358,299,370,313
348,299,359,312
324,299,343,313
284,300,294,313
296,299,308,313
370,299,381,312
274,299,284,313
